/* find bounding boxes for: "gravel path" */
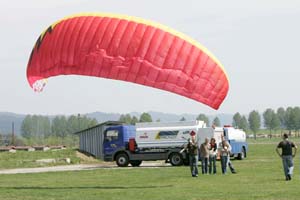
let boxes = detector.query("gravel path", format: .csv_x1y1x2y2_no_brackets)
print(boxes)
0,161,171,174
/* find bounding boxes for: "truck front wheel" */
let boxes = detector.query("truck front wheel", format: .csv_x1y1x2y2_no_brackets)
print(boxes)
130,160,142,167
169,153,183,166
116,153,129,167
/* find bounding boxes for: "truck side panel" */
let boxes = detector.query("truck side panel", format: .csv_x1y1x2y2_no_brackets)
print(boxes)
229,140,248,155
129,152,169,161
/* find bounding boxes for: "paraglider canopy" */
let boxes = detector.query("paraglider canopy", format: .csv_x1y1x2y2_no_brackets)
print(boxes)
26,13,229,109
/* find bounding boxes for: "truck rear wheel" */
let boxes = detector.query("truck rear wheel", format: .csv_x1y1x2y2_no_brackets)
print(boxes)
169,153,183,166
116,153,129,167
130,160,142,167
237,147,246,160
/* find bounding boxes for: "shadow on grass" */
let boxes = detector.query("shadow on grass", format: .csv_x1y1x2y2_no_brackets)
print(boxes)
0,185,173,190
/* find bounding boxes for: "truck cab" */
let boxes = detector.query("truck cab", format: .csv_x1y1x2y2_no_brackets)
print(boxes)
103,125,135,163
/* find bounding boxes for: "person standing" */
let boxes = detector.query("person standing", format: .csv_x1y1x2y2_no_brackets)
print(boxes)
209,137,217,174
220,140,229,174
181,135,199,177
200,137,210,174
276,133,297,181
219,139,236,174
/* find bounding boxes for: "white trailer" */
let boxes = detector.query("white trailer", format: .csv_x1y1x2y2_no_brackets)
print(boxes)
135,120,207,149
134,122,248,161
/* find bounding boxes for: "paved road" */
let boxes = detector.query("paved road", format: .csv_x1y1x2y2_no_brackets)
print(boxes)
0,162,171,174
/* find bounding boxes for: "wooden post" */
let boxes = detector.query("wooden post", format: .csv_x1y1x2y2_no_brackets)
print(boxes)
11,122,15,145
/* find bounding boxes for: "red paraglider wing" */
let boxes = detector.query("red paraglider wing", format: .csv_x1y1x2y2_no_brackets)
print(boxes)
27,13,229,109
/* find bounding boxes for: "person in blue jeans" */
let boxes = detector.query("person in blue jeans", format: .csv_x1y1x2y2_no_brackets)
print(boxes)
276,133,297,181
220,140,229,174
219,136,237,174
200,137,210,174
219,139,237,174
209,137,217,174
181,135,199,177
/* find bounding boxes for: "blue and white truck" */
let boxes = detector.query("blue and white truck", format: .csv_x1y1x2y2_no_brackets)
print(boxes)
214,126,248,160
98,121,248,167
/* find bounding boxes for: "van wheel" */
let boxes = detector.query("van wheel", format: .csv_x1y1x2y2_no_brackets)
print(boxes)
169,153,183,166
237,148,246,160
130,160,142,167
116,153,129,167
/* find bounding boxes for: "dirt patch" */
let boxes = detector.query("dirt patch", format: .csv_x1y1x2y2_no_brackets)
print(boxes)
75,151,117,167
76,151,99,163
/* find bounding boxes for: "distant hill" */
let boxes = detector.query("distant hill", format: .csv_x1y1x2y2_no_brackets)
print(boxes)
86,112,121,122
0,111,233,136
0,112,26,135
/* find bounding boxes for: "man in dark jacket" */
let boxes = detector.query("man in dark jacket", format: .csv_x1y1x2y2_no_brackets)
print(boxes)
276,133,297,181
181,135,199,177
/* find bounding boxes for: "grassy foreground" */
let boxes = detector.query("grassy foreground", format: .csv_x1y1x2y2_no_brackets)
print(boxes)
0,143,299,200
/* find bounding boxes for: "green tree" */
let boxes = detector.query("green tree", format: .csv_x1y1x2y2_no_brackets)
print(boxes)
31,115,40,138
248,110,261,140
212,117,221,126
277,107,286,129
39,116,51,138
239,116,249,131
291,107,300,132
65,115,97,135
131,116,139,125
263,108,275,134
51,116,68,138
89,118,98,127
76,115,97,131
21,115,33,139
119,114,132,124
139,112,152,122
284,107,294,133
271,112,280,133
21,115,51,144
232,112,242,128
196,114,210,126
180,117,186,121
67,115,80,134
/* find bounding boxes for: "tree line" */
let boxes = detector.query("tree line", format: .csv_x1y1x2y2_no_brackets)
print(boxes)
20,114,97,146
14,106,300,146
119,107,300,139
118,112,153,124
233,107,300,139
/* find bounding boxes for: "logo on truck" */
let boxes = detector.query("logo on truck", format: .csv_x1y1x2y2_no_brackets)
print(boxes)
155,131,179,139
139,132,149,139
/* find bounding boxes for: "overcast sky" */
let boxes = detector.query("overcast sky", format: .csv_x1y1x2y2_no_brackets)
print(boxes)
0,0,299,116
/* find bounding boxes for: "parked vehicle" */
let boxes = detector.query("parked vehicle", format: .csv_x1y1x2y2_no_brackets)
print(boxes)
221,126,248,160
100,121,248,167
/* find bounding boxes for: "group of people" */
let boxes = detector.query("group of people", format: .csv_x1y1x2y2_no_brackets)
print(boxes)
181,134,236,177
181,132,298,181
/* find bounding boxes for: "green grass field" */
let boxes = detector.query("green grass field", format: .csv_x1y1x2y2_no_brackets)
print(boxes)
0,141,299,200
0,148,104,169
0,149,82,169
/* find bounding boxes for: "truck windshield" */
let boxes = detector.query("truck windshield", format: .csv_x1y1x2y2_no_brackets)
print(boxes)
105,130,119,142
